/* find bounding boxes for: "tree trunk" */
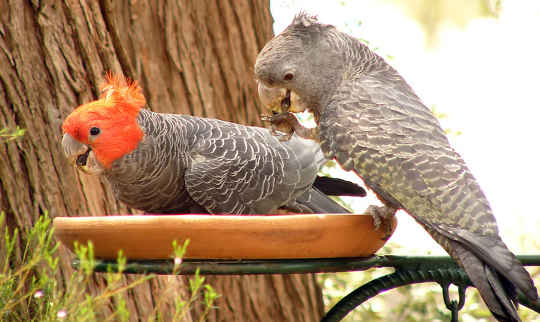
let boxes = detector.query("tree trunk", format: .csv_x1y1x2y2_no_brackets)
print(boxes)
0,1,324,321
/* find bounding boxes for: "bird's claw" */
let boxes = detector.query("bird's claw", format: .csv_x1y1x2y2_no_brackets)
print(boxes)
270,126,293,141
261,113,295,141
366,205,396,241
260,112,295,124
260,114,274,122
277,132,293,141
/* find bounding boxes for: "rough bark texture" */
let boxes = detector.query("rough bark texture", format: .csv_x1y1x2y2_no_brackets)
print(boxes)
0,1,324,321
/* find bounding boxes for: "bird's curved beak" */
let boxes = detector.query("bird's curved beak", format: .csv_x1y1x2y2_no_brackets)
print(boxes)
62,133,104,175
257,81,288,113
257,81,307,114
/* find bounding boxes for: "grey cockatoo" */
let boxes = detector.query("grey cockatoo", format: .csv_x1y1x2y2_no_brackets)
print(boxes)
61,74,365,215
254,13,537,321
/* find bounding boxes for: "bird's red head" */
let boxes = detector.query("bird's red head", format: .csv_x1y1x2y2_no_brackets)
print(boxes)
62,74,145,169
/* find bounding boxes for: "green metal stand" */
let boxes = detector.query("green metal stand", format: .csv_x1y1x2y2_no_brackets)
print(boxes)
74,255,540,321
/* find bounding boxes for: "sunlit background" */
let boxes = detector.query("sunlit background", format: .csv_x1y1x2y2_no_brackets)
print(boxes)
271,0,540,257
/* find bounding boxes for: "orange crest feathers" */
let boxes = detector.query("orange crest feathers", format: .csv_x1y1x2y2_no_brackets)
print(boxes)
62,73,146,169
101,72,146,109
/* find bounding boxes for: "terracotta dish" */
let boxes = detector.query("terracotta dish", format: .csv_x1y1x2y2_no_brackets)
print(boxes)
53,214,397,260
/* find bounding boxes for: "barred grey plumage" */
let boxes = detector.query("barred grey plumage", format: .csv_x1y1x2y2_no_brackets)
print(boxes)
63,106,353,215
112,109,353,214
254,13,537,321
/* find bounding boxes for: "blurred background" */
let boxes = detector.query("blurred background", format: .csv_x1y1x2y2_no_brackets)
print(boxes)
271,0,540,320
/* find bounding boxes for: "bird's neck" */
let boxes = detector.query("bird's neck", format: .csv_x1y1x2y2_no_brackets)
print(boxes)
102,109,193,211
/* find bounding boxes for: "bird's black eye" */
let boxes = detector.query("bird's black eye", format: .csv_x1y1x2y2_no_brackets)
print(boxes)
284,73,294,81
89,127,100,136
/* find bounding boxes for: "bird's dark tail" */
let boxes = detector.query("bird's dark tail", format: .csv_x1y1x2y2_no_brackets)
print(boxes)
313,176,366,197
428,227,539,322
451,240,522,321
292,188,352,213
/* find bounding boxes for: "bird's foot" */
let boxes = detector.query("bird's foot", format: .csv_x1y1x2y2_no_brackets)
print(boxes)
261,112,319,142
365,205,396,241
259,114,276,122
260,112,295,123
261,113,294,141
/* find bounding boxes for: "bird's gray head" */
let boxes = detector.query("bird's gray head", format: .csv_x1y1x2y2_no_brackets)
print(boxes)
255,13,343,114
255,12,365,115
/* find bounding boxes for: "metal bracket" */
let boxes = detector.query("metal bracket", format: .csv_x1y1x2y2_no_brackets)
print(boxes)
73,255,540,321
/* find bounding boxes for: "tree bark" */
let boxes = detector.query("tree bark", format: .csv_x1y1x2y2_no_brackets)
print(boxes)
0,1,324,321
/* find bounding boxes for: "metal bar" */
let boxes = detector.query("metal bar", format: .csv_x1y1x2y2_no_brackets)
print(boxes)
73,255,540,321
321,268,472,322
375,255,540,269
321,267,540,322
77,255,540,275
75,256,387,275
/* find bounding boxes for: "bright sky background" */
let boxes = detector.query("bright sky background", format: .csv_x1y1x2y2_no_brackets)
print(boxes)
271,0,540,255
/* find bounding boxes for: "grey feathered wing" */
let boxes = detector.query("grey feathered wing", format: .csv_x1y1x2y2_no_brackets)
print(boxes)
319,76,536,321
184,123,349,214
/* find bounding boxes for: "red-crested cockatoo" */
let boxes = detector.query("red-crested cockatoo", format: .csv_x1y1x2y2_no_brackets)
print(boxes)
61,74,365,215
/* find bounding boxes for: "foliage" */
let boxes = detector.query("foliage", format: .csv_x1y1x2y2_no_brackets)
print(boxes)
383,0,501,45
0,212,218,321
0,126,25,143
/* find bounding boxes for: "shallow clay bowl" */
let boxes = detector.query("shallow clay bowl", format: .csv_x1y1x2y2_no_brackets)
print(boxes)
53,214,397,260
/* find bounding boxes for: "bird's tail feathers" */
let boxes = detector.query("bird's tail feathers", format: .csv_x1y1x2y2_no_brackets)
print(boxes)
451,240,521,321
291,188,351,214
443,227,538,302
313,176,366,197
